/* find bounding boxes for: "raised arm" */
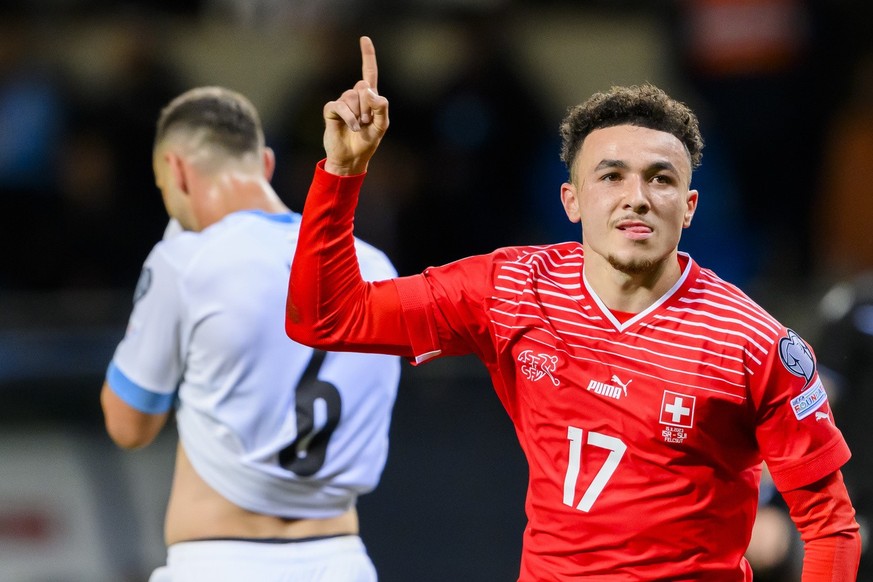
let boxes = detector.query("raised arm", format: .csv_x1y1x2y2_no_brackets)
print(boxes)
286,37,417,357
322,36,389,176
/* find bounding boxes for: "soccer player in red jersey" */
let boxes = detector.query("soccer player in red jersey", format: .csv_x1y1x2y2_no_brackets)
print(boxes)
285,37,862,581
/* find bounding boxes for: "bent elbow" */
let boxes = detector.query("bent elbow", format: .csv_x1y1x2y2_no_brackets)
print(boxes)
285,297,337,348
285,316,332,349
105,422,156,450
100,384,166,450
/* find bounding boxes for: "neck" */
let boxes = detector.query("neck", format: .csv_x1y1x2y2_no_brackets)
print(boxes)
198,173,288,229
583,252,683,313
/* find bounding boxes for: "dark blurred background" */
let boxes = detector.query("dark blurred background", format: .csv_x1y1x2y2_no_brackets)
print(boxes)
2,0,873,580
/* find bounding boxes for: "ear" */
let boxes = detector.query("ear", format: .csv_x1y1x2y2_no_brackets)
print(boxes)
166,152,190,195
561,182,581,223
683,189,699,228
263,147,276,181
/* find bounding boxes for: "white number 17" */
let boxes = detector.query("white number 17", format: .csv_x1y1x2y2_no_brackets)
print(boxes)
563,426,626,512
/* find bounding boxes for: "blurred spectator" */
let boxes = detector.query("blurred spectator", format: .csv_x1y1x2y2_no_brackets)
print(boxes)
0,14,70,289
815,273,873,579
746,464,802,582
270,26,374,211
54,11,186,289
0,9,186,291
0,17,65,196
270,24,421,269
666,0,828,291
814,49,873,283
676,115,758,288
197,0,387,31
390,8,553,273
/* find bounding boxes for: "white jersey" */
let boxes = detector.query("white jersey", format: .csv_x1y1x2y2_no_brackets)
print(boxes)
107,210,401,518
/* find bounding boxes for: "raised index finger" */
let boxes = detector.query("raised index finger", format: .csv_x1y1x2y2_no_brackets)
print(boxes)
360,36,378,92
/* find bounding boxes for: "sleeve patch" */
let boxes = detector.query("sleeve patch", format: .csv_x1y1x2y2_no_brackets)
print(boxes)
778,328,816,383
133,266,152,303
790,377,828,420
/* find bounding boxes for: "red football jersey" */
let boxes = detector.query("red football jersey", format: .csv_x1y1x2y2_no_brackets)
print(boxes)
288,166,852,581
390,243,850,580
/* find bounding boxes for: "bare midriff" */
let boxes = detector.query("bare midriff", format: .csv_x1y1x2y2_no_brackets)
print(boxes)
164,443,359,545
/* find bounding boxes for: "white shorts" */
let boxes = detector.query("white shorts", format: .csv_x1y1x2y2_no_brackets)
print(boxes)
148,535,377,582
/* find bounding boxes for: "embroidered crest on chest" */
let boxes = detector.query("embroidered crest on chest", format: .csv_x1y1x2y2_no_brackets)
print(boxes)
517,349,560,386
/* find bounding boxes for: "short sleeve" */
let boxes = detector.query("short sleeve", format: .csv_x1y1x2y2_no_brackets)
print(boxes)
106,244,185,414
754,328,852,491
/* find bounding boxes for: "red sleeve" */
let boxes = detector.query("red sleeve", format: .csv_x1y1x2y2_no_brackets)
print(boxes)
286,160,422,357
754,331,852,491
780,470,861,581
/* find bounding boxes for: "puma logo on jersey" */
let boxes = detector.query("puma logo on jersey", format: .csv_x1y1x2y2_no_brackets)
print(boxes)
518,350,560,386
815,411,831,422
587,375,630,400
610,375,632,396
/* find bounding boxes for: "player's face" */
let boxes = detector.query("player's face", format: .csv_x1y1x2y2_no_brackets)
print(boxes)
560,124,697,276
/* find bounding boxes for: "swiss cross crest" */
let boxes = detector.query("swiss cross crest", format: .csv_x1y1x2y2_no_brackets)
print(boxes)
659,390,695,429
517,350,560,386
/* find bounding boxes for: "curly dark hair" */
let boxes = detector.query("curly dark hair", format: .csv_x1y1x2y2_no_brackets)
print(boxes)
559,83,704,175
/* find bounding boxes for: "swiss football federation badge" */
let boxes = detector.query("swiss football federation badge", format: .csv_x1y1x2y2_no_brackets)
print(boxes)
517,350,560,386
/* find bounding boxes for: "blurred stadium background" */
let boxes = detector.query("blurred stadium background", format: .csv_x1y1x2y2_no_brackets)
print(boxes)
2,1,872,580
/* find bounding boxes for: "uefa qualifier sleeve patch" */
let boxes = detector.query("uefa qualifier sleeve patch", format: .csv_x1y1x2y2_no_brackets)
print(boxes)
779,329,828,420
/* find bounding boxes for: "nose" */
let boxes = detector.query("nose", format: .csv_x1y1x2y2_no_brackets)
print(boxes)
623,176,650,214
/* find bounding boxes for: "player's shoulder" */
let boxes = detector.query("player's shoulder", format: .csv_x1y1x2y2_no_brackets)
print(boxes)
158,211,298,263
424,242,584,279
210,209,301,242
491,241,585,270
146,228,202,274
690,261,785,336
693,263,765,310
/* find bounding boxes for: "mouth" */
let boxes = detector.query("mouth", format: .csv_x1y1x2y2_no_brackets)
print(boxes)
616,220,653,240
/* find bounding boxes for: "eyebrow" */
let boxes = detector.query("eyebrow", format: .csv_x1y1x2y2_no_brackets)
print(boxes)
594,159,678,174
649,160,679,174
594,159,628,171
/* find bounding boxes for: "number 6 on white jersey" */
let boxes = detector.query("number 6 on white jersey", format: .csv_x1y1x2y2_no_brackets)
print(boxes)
563,426,627,512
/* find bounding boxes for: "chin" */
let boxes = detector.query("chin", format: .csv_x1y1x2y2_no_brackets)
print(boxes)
607,254,658,275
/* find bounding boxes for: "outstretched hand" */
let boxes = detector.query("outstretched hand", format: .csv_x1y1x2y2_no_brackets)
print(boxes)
323,36,390,176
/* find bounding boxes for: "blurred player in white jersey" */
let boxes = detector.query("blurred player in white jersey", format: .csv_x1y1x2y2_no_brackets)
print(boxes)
100,86,400,582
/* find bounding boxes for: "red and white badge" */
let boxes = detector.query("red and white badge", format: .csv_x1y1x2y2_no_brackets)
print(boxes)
659,390,696,429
